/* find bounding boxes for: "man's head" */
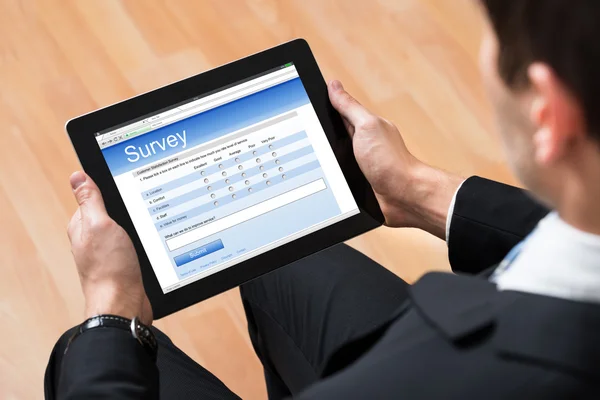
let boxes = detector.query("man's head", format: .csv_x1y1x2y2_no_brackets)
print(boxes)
478,0,600,211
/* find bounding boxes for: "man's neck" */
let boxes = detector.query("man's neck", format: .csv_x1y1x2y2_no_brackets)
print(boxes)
555,152,600,236
560,208,600,236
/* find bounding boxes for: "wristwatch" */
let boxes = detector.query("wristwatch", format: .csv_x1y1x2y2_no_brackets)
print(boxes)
66,315,158,361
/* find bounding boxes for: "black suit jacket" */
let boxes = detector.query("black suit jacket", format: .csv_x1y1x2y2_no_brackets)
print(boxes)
46,177,600,398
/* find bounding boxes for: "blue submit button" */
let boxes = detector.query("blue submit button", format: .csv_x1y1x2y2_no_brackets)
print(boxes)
173,239,224,267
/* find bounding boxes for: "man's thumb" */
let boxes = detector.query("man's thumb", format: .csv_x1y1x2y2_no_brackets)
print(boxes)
70,171,107,218
328,80,373,128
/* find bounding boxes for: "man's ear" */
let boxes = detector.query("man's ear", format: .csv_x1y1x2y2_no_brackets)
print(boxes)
527,63,586,165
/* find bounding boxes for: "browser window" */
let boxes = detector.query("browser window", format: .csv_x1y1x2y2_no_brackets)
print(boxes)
97,64,359,293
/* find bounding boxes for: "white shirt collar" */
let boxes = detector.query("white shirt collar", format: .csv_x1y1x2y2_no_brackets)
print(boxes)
495,211,600,303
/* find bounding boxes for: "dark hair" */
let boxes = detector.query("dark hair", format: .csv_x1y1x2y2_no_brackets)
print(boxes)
481,0,600,138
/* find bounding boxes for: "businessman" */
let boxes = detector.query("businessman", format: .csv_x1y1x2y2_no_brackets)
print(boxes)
45,0,600,398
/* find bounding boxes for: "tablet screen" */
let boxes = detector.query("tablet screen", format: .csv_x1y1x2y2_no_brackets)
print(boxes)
96,63,359,293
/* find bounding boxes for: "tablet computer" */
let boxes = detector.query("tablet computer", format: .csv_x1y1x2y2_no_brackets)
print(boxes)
67,39,384,318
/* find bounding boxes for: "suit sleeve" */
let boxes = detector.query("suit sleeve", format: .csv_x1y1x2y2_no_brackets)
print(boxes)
448,176,549,275
47,327,159,399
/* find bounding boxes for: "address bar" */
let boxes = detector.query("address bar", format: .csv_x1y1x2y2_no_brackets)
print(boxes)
119,68,299,137
180,66,298,111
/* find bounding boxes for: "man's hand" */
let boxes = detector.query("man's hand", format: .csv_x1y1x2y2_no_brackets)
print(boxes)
67,171,153,325
328,80,463,239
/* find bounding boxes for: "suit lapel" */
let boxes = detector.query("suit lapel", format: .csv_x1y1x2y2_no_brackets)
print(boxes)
408,272,514,340
410,272,600,379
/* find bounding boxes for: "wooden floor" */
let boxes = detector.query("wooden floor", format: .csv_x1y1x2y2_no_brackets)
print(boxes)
0,1,517,398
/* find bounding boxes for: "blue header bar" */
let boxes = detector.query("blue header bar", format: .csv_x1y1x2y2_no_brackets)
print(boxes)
101,78,310,176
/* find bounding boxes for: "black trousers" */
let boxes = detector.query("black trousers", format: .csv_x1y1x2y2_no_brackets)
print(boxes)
47,244,408,399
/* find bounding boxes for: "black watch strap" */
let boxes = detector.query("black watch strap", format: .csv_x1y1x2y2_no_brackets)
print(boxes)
66,315,158,361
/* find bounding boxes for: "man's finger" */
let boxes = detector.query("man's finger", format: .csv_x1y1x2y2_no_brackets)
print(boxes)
328,80,373,135
67,208,82,243
70,171,107,221
341,116,355,136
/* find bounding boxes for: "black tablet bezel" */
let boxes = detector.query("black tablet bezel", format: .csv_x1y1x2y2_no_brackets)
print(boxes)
66,39,384,319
